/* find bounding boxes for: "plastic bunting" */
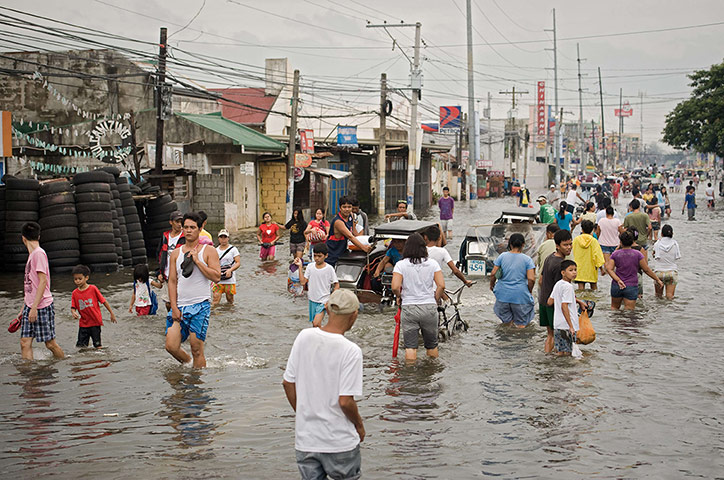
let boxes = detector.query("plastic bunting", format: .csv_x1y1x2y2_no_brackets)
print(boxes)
11,127,131,162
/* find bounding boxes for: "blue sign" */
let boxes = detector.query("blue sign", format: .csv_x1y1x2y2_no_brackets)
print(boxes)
337,126,358,148
571,158,581,164
439,106,462,133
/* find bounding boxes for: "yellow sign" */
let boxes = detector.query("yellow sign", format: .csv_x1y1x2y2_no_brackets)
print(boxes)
0,111,11,157
294,153,312,167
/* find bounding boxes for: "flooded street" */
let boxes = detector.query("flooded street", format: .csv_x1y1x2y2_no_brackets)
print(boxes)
0,191,722,479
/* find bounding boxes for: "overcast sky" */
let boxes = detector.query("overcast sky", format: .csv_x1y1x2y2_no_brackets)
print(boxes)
3,0,724,146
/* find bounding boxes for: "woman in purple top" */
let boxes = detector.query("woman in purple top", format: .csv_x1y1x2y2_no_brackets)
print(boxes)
604,231,663,310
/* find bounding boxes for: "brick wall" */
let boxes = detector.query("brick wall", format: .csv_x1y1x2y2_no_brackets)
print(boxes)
259,161,286,223
194,174,225,231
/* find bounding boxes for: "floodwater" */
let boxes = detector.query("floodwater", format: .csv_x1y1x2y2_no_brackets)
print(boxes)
0,191,722,479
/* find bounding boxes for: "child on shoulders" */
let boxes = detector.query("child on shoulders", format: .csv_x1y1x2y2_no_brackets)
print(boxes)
71,264,117,348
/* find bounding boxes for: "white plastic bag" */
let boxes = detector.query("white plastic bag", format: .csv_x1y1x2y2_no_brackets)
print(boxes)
571,342,583,359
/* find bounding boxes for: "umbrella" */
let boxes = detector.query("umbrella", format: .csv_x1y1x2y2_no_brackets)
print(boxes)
392,307,401,357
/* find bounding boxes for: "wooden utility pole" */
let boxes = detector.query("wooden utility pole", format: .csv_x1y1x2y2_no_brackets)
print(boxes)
154,27,167,175
378,73,387,216
466,0,477,206
576,43,584,175
286,69,300,222
129,110,142,183
598,67,606,171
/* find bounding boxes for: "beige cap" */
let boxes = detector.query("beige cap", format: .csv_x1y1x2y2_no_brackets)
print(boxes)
328,289,359,315
218,228,230,237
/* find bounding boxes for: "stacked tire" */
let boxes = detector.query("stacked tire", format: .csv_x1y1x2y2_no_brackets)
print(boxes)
118,178,146,266
0,184,6,269
38,180,80,273
3,177,40,272
142,194,178,259
73,171,118,273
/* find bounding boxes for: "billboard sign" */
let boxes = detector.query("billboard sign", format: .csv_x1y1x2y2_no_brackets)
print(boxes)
615,101,633,117
536,82,546,136
294,153,312,167
299,129,314,153
0,111,11,157
337,126,358,148
439,106,462,133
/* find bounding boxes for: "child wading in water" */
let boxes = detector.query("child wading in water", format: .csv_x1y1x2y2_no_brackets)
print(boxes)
129,264,161,316
295,243,339,327
257,212,281,261
71,264,117,348
548,260,587,356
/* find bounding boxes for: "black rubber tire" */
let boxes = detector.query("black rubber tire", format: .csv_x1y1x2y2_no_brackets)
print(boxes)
76,192,111,203
131,255,147,264
73,171,113,185
125,214,141,224
80,244,116,255
117,183,131,192
89,263,118,273
129,241,146,251
5,263,27,273
122,258,132,267
6,201,39,211
6,211,39,222
98,166,120,177
79,232,115,244
77,211,112,223
40,204,77,217
39,215,78,230
39,181,72,196
41,239,80,251
6,177,39,190
127,230,145,241
6,190,39,202
46,249,80,260
51,265,76,273
146,220,172,232
49,257,81,268
148,194,173,206
5,253,30,263
5,244,28,254
74,183,111,194
126,226,143,236
76,203,112,214
113,237,122,247
78,222,114,234
39,192,75,209
147,215,176,226
40,226,79,241
5,220,34,232
131,247,148,256
150,202,178,215
81,252,119,264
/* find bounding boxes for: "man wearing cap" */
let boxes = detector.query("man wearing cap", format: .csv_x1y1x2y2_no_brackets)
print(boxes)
157,211,185,311
212,229,240,306
537,196,557,224
283,289,365,479
547,184,561,209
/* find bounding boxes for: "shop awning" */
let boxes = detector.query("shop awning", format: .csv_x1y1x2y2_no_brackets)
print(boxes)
177,112,286,153
305,167,352,180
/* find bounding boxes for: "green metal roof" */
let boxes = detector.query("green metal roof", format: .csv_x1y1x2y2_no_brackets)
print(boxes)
177,111,286,153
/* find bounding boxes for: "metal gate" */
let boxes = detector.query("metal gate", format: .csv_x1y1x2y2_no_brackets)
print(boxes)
385,153,407,212
327,163,349,217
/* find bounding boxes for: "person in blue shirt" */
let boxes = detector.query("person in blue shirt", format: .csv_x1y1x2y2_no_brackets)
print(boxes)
682,186,697,220
554,201,580,231
489,233,536,328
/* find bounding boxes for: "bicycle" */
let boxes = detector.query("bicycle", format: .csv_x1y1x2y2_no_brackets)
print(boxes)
438,281,476,340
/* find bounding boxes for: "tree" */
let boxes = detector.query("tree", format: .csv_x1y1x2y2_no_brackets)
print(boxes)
663,61,724,159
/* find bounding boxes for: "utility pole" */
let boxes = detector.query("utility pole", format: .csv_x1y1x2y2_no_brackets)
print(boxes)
487,92,492,167
466,0,477,206
618,87,623,172
591,119,597,167
367,22,422,214
598,67,606,172
286,69,300,222
523,131,530,184
576,43,584,176
639,90,644,168
378,73,387,216
545,9,560,184
499,87,528,181
154,27,167,175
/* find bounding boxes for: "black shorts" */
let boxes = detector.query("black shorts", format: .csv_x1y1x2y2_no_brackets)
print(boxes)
77,326,102,348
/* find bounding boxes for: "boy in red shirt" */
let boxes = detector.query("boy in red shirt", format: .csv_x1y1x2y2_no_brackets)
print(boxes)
71,265,117,348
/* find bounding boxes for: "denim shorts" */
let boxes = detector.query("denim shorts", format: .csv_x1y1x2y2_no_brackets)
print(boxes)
166,300,210,342
296,445,361,480
20,303,56,342
610,283,639,300
494,300,535,327
601,245,617,254
308,300,326,323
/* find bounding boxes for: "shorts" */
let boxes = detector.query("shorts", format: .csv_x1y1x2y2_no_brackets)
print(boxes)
494,300,535,327
651,221,661,231
554,329,574,353
610,283,639,300
212,283,236,295
296,445,361,480
290,242,305,255
401,303,438,350
601,245,617,254
440,219,452,232
20,303,56,343
308,300,326,323
687,207,696,220
135,305,151,316
165,300,211,342
260,245,276,259
655,270,678,285
539,304,555,328
77,326,102,348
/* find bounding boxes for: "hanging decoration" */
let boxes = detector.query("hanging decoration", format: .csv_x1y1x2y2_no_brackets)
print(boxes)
11,127,131,164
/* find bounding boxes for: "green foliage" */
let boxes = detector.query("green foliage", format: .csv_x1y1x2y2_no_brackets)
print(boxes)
663,61,724,158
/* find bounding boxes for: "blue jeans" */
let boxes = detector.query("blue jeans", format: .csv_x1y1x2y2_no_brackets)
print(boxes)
296,445,361,480
610,283,638,300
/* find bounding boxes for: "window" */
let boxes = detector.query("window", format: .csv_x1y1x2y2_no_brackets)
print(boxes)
211,167,234,203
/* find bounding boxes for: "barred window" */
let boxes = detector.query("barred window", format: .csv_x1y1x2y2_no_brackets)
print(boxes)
211,167,234,203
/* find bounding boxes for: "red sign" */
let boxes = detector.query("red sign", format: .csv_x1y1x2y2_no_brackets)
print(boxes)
299,129,314,153
294,153,312,167
615,101,633,117
536,81,546,136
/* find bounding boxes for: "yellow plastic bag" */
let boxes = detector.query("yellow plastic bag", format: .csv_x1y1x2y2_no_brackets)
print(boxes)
577,310,596,345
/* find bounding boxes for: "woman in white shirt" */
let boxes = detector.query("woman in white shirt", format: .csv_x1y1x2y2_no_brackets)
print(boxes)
652,224,681,300
212,229,241,305
391,233,445,361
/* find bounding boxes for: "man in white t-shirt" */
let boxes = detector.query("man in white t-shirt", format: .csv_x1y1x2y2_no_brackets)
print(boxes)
423,225,473,288
212,229,241,306
283,289,364,480
565,184,585,213
296,243,340,327
705,182,715,208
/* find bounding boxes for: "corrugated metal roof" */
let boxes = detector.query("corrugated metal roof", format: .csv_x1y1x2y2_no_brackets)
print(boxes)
177,112,286,153
208,87,276,125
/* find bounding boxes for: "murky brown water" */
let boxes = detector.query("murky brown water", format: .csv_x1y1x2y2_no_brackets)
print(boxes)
0,192,722,479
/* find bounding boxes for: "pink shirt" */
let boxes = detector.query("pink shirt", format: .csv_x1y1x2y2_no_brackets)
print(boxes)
598,217,622,248
24,247,53,309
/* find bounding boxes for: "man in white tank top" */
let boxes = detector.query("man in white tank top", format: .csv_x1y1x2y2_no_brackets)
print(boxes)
165,212,221,368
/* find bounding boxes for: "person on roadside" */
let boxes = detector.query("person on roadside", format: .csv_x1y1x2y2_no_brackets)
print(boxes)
597,206,623,266
391,233,445,361
284,208,307,260
165,212,221,368
537,196,557,224
555,201,580,232
547,184,561,208
489,233,536,329
283,289,364,480
623,199,651,253
157,211,185,312
517,184,531,208
652,224,681,300
385,200,417,221
213,229,240,306
438,186,455,239
17,222,65,361
423,224,473,287
350,198,368,236
326,196,372,267
683,185,697,220
572,220,605,290
605,231,663,310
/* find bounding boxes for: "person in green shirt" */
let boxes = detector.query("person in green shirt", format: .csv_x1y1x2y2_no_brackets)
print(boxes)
623,199,652,250
537,196,557,224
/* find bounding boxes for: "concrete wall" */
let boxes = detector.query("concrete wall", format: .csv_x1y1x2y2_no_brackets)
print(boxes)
194,174,225,232
258,161,286,223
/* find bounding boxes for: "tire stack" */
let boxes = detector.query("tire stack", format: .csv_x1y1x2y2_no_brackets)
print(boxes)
3,177,40,272
73,171,118,273
0,185,6,269
142,194,178,259
118,178,146,266
38,180,80,273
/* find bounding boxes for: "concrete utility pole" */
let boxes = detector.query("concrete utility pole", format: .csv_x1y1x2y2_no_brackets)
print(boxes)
286,69,300,222
546,9,560,184
598,67,606,171
154,27,167,175
499,87,528,181
378,73,387,216
591,119,597,167
618,87,623,172
466,0,477,206
639,90,644,167
576,43,584,175
487,92,492,166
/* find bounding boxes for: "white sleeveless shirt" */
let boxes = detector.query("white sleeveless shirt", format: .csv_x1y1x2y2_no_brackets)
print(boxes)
175,244,211,306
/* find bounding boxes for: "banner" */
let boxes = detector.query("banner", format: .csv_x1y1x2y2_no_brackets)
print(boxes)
337,126,358,148
439,106,462,133
294,153,312,167
299,129,314,153
0,111,11,157
536,82,546,136
615,101,633,117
